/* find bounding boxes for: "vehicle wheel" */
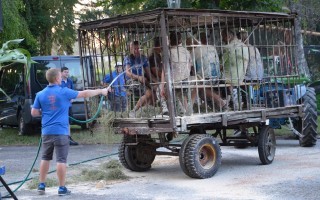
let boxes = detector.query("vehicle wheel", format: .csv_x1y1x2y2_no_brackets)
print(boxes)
18,113,33,135
118,135,156,172
179,134,198,175
258,125,276,165
296,87,318,147
124,142,156,172
184,134,221,179
118,135,133,170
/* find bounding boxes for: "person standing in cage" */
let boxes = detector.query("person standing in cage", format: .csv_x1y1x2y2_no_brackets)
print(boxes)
102,62,127,112
160,31,193,115
31,68,109,196
193,32,228,112
237,31,264,82
60,67,78,146
124,41,153,117
148,37,169,115
221,29,249,110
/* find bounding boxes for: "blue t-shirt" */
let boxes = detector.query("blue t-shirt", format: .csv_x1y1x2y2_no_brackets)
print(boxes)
33,85,79,135
123,55,148,76
103,71,126,97
61,78,74,89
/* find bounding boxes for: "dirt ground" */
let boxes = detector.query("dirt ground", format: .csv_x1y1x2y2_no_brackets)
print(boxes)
1,138,320,200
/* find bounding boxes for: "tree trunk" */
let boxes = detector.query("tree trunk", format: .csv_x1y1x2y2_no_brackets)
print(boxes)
289,1,310,78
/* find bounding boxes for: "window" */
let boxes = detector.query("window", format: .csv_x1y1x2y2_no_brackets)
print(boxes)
0,63,24,98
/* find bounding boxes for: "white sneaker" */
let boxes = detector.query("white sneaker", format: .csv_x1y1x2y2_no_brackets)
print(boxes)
129,110,135,118
161,100,169,115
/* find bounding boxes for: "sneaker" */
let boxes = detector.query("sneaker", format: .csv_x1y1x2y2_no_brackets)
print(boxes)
129,110,135,118
37,183,46,195
69,136,79,146
161,100,169,115
58,186,71,196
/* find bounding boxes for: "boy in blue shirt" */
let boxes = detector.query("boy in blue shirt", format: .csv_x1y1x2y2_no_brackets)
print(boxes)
103,62,127,112
31,68,108,196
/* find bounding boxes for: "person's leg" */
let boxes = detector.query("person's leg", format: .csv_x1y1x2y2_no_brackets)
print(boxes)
38,135,54,194
132,89,152,111
55,135,71,195
56,163,67,186
39,160,50,183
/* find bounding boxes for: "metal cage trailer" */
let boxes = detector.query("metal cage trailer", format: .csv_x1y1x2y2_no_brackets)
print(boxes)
78,9,318,179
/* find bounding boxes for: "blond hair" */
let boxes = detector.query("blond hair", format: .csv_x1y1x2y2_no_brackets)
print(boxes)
46,68,60,83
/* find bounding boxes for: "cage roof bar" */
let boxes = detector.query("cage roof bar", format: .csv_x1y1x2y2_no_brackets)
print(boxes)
78,8,296,31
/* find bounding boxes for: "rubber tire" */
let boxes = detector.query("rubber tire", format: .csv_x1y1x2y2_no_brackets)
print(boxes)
18,113,33,136
184,134,222,179
118,135,133,170
258,125,276,165
179,134,198,175
296,87,318,147
124,142,156,172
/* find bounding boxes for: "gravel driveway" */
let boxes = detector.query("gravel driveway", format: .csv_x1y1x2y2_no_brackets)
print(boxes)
1,138,319,200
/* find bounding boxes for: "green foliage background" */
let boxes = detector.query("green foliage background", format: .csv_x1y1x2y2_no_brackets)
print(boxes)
0,0,319,63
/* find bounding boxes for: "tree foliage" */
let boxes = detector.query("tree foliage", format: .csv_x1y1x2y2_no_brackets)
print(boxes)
219,0,283,12
0,0,38,55
22,0,78,55
95,0,281,16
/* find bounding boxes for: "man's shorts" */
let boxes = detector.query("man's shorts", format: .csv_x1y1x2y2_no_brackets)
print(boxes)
126,79,146,96
41,135,69,163
108,94,127,112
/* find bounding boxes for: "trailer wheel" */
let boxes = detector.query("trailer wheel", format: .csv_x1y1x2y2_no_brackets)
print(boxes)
118,135,134,170
295,87,318,147
258,125,276,165
124,142,156,172
179,134,198,175
184,134,221,179
118,135,156,172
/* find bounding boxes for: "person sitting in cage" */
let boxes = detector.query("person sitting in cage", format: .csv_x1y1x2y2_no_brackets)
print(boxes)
148,37,169,115
192,32,228,112
237,31,264,82
220,28,249,110
124,40,154,118
160,31,194,115
102,62,127,112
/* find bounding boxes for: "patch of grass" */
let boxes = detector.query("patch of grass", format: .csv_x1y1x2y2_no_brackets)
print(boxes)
106,168,128,180
0,127,41,146
27,177,57,190
80,169,109,181
79,160,128,182
0,113,122,146
101,159,122,170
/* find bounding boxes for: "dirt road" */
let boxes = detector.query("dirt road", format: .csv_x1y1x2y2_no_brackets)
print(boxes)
1,138,319,200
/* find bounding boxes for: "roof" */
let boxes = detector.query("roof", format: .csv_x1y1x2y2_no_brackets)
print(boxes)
78,8,296,31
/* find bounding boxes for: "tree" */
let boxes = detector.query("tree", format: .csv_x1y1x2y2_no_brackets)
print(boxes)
0,0,38,55
22,0,78,55
219,0,283,11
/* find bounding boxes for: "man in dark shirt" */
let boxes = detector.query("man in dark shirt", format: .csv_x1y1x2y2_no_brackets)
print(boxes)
61,67,79,146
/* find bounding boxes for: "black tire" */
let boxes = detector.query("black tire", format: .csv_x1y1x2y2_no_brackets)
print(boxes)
296,87,318,147
18,113,33,135
179,134,198,175
184,134,221,179
124,142,156,172
258,125,276,165
118,135,133,170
